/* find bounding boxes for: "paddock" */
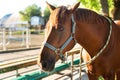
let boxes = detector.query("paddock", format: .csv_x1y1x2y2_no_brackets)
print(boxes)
0,45,92,80
0,21,30,51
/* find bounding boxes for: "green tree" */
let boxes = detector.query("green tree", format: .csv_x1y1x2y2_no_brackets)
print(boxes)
79,0,101,12
19,4,42,22
77,0,113,15
43,7,50,22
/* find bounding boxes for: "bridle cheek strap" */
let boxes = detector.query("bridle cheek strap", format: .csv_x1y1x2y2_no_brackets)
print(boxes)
44,14,76,62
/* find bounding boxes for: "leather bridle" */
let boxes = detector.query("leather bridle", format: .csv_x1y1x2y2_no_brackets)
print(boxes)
44,14,76,62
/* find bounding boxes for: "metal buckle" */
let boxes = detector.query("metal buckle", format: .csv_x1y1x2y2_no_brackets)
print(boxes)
55,48,66,62
55,48,61,54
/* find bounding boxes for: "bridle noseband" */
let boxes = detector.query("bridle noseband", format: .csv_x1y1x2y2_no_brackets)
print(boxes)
44,14,76,62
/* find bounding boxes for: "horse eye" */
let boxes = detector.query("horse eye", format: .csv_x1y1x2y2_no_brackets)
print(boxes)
57,27,64,31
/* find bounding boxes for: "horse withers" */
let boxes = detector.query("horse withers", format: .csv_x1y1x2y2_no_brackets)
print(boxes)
38,2,120,80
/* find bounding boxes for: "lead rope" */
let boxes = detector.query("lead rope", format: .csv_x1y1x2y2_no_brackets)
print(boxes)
75,16,112,68
62,16,112,79
67,16,112,80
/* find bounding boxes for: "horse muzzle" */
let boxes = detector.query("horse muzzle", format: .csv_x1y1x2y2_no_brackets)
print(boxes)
41,60,55,71
38,55,56,72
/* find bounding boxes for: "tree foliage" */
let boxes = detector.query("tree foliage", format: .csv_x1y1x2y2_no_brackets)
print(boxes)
43,7,50,21
19,4,42,22
80,0,101,12
78,0,113,13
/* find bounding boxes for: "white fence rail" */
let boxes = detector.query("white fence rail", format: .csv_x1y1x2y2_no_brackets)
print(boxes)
0,27,30,51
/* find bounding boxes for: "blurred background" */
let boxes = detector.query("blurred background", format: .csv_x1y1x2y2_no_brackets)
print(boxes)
0,0,119,51
0,0,120,80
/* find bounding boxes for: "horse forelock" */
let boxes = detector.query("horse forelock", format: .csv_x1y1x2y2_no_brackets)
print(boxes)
51,6,70,24
45,6,69,39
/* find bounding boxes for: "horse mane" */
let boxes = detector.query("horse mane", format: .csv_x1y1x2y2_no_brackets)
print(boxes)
55,6,109,24
74,8,108,24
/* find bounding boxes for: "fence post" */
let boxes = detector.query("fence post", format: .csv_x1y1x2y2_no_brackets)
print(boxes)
71,53,74,80
16,69,21,77
21,30,25,45
79,47,83,80
2,28,6,51
26,28,29,48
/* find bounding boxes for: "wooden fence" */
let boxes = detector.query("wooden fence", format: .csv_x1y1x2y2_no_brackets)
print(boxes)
0,49,81,80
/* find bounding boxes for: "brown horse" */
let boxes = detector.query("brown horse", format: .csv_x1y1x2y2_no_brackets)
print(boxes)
38,2,120,80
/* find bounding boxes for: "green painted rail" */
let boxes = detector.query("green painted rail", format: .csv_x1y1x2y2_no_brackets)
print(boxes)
12,59,80,80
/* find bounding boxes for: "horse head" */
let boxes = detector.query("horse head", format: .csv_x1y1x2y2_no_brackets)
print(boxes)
37,2,80,71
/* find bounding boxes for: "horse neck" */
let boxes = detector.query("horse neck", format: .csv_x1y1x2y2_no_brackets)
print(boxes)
75,16,110,57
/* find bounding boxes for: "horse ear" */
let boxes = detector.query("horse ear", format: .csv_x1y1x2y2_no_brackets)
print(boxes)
69,2,80,13
46,1,56,13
